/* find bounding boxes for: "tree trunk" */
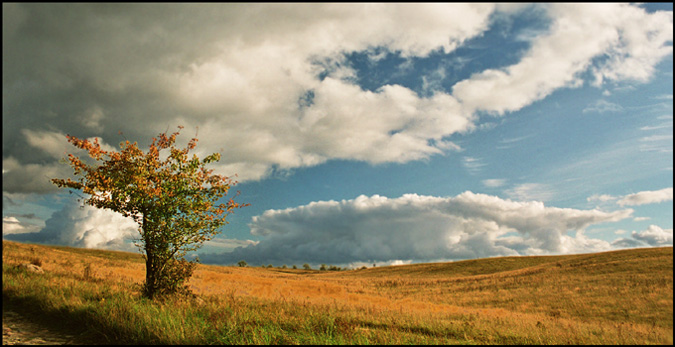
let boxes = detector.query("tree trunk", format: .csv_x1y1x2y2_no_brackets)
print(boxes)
142,213,158,299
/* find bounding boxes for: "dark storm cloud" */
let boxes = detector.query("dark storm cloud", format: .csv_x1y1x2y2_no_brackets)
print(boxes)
2,3,498,192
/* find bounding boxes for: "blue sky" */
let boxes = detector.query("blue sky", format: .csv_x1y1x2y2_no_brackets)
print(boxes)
3,3,673,267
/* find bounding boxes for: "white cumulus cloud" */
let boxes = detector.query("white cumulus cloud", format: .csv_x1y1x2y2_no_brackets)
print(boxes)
200,191,633,265
631,225,673,246
617,187,673,206
452,3,673,115
3,202,140,252
2,216,38,235
612,224,673,248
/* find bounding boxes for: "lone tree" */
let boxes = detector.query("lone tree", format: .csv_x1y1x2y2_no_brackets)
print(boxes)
52,126,247,299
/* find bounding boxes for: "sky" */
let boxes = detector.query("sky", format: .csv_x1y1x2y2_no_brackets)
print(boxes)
3,3,673,268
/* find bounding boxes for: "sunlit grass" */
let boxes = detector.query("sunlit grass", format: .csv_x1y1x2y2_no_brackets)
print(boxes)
3,240,672,344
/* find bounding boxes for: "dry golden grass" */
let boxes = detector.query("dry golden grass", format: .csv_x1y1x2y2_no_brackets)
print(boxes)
3,240,672,344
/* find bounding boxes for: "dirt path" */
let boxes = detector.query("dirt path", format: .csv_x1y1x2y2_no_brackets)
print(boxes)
2,309,96,345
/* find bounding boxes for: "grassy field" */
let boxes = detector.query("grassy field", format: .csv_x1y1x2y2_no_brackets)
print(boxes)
2,240,672,344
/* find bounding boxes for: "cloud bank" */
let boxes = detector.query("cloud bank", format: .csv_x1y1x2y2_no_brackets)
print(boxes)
6,188,670,266
3,199,257,256
200,191,634,266
612,225,673,248
3,203,140,252
3,3,673,193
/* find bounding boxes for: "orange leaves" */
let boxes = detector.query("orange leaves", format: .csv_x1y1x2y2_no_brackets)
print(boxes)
50,177,84,190
65,135,109,161
187,137,198,151
148,142,160,159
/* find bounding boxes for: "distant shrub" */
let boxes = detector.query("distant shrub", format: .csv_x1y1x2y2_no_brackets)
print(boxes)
29,257,43,267
83,263,96,280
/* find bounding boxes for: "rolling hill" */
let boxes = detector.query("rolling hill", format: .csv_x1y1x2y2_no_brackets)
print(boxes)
3,240,672,344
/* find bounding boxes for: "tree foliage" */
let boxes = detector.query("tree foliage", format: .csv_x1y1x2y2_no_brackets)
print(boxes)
52,126,247,299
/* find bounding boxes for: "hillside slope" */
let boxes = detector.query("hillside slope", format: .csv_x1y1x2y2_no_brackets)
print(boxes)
3,241,672,344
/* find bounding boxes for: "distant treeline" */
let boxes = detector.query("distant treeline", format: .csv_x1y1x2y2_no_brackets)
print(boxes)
237,260,370,271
